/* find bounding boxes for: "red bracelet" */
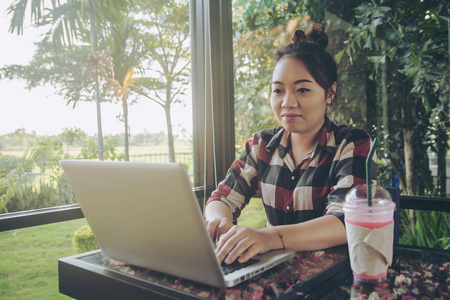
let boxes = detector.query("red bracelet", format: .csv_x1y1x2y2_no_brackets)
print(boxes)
271,227,285,250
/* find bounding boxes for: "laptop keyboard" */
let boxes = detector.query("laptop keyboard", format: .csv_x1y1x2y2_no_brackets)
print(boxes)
221,258,259,275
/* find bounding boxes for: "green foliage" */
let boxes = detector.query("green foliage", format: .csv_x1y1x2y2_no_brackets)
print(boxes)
129,130,167,146
5,1,191,163
399,210,450,250
0,147,74,213
78,135,124,161
72,225,99,253
0,128,98,213
336,0,448,196
0,151,36,213
60,128,88,151
233,1,316,148
0,129,38,151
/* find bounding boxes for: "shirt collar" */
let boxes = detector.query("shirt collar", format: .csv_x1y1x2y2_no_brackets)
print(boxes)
265,116,336,158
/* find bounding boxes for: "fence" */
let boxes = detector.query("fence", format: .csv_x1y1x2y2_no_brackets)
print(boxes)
35,152,195,186
129,152,194,183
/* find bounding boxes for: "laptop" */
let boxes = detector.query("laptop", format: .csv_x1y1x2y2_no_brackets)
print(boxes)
60,160,295,288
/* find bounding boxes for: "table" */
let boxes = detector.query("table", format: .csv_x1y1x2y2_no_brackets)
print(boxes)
58,245,449,299
59,246,350,299
322,245,450,300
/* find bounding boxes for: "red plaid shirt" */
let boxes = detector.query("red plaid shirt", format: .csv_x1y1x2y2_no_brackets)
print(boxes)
207,117,376,226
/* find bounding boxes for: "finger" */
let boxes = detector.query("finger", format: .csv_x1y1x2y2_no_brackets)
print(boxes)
237,243,261,263
206,219,219,242
223,236,255,264
215,228,237,263
216,229,253,264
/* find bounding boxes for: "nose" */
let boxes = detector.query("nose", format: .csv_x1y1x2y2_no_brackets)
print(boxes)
281,90,298,109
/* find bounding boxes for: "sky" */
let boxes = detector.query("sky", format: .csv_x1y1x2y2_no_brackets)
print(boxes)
0,2,192,137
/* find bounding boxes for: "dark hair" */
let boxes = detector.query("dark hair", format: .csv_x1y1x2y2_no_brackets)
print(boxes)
274,23,337,98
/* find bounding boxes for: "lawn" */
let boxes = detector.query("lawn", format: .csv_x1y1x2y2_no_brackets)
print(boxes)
237,198,267,229
1,144,193,158
0,218,88,300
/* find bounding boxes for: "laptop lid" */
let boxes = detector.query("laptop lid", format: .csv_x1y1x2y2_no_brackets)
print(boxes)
61,160,294,288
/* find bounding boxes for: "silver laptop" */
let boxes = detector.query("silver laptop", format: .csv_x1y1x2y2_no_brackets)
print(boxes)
60,160,294,288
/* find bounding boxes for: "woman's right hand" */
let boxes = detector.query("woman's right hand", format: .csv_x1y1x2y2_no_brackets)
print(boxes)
205,217,234,244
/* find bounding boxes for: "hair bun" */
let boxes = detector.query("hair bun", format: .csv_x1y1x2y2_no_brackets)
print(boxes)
291,30,307,43
291,23,329,49
306,23,328,49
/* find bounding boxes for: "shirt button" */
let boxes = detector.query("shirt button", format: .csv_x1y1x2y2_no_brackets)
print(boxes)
287,206,290,210
291,176,295,180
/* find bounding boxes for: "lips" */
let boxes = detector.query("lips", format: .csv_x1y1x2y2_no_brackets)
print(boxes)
282,113,302,121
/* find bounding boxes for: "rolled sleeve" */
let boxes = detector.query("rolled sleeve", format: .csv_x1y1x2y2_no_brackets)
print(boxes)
207,134,260,220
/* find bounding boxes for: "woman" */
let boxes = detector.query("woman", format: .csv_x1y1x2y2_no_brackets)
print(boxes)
205,23,376,265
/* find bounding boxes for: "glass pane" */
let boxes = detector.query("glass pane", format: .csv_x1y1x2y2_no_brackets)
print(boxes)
231,2,366,151
0,218,89,299
232,1,314,152
0,1,193,214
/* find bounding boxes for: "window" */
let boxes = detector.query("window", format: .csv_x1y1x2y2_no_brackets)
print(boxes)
0,0,202,216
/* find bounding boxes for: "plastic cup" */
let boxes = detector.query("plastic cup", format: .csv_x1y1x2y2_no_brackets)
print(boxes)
343,185,396,284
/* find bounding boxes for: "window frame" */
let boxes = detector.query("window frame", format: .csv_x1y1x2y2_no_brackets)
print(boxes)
0,0,235,231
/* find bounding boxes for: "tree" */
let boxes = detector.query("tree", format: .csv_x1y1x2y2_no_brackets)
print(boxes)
232,0,449,196
232,0,317,149
336,0,449,196
2,40,101,105
59,127,88,155
131,0,190,162
101,15,141,161
7,0,130,160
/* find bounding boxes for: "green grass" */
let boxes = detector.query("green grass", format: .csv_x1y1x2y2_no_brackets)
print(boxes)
0,219,89,300
1,144,192,158
237,198,267,229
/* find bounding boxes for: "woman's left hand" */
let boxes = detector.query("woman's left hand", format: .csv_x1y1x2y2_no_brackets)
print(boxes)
215,225,278,264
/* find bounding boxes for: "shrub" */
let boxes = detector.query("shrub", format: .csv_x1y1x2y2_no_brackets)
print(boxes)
72,225,99,253
399,210,450,250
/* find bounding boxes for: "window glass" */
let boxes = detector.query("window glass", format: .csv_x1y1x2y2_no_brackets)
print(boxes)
232,1,313,152
231,1,367,152
0,0,193,214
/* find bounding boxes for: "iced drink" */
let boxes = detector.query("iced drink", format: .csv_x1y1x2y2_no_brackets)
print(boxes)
343,185,396,283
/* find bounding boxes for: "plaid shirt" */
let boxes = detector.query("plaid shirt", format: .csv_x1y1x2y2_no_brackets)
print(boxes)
207,117,377,226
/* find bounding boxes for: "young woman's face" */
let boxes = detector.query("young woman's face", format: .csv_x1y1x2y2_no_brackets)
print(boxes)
270,56,333,135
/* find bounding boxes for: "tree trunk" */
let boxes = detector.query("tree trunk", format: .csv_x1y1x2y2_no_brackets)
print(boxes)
402,91,419,196
380,40,389,134
123,95,130,161
164,80,175,162
165,104,175,162
89,0,104,160
438,19,450,196
402,91,419,238
436,124,448,196
403,128,416,195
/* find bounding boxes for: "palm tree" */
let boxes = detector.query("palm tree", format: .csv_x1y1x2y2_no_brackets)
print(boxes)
101,17,140,161
7,0,130,160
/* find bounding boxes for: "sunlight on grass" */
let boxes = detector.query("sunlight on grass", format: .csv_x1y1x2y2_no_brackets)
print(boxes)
0,219,88,300
237,198,267,229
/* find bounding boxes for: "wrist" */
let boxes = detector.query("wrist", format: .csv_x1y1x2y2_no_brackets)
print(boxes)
263,227,285,250
271,227,286,250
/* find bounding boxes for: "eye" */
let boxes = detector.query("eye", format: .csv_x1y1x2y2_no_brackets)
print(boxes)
297,88,310,93
272,88,282,94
